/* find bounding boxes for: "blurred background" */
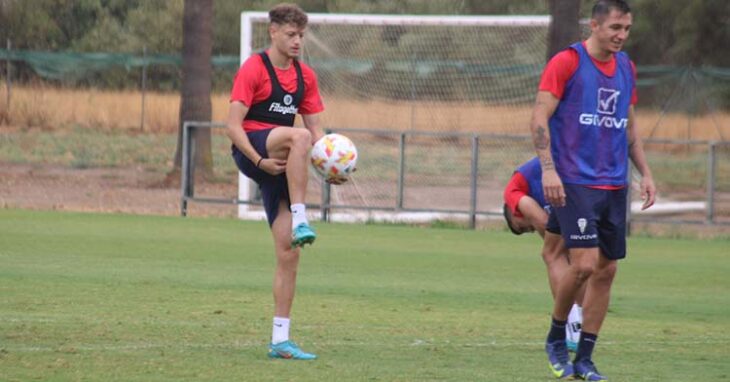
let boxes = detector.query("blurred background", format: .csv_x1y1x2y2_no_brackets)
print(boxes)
1,0,729,234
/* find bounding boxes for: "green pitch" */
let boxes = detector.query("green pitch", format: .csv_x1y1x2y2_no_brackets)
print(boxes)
1,209,728,381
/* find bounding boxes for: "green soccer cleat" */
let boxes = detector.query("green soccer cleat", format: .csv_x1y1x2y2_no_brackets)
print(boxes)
291,223,316,248
546,339,574,379
268,340,317,360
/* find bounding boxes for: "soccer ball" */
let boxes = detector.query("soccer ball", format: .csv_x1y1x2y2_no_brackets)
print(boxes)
310,133,358,183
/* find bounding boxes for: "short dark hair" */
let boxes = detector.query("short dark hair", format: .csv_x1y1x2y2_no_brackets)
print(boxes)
269,3,308,28
592,0,631,21
503,204,524,236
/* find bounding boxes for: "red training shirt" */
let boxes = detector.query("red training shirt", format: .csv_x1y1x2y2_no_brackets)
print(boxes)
539,41,637,104
504,172,529,218
230,50,325,132
538,41,637,190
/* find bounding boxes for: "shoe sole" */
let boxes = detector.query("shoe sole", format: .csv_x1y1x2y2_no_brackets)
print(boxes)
268,351,316,360
268,351,293,359
576,373,606,381
549,362,575,380
291,235,316,248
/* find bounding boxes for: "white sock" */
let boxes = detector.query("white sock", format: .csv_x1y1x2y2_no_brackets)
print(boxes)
272,316,290,345
290,203,308,229
566,304,582,342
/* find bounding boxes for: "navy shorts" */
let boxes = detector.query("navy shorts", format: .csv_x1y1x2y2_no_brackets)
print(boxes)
546,184,627,260
231,128,289,227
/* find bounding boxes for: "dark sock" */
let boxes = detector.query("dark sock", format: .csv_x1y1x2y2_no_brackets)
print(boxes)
575,332,598,362
547,317,567,343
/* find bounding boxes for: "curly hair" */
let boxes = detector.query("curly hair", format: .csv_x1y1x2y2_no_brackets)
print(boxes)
269,3,308,28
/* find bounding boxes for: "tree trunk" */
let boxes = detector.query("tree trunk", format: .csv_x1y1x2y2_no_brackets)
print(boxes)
547,0,581,61
170,0,214,184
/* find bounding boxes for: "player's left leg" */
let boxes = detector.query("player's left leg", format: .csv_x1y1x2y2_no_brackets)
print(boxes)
267,200,316,360
266,126,312,205
573,256,615,380
580,256,617,339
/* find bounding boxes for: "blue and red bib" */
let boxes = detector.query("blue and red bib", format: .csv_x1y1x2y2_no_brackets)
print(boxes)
548,43,634,186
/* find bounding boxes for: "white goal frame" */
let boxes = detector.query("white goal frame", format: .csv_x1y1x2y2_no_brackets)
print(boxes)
237,12,552,220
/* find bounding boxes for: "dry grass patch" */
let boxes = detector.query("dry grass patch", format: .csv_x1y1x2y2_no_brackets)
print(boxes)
1,85,729,140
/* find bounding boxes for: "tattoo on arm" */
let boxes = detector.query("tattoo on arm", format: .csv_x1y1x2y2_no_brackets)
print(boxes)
533,125,554,170
533,125,549,150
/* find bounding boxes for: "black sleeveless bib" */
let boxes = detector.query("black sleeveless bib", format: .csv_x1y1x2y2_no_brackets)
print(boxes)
244,52,305,127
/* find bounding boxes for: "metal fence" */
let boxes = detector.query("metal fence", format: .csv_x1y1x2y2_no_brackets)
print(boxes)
180,121,730,229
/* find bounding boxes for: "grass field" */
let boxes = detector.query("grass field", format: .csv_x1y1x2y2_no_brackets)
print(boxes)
1,209,728,381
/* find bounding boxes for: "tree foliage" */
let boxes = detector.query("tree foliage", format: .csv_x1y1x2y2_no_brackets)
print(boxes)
2,0,727,67
546,0,581,61
624,0,730,66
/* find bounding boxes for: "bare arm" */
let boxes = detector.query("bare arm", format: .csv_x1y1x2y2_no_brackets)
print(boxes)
226,101,258,162
529,91,564,207
517,196,549,237
225,101,286,175
301,113,325,144
627,105,656,210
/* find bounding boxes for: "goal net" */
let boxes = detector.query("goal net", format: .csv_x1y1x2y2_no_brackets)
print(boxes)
238,12,553,224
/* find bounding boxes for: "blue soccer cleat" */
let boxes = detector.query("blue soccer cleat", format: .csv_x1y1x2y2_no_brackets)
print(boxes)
267,340,317,360
574,358,608,381
546,339,574,379
291,223,316,248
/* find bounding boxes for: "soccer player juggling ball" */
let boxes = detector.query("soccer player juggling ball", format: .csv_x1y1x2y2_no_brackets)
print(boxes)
529,0,656,380
225,3,333,360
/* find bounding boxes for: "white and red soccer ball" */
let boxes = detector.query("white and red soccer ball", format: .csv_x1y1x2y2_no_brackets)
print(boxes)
310,133,358,183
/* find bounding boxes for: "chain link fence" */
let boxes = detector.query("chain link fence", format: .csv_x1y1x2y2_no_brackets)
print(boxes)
180,122,730,230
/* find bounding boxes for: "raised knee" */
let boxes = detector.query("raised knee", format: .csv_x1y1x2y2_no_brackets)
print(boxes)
291,128,312,147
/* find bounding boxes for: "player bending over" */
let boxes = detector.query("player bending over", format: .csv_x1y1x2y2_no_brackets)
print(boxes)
503,156,584,352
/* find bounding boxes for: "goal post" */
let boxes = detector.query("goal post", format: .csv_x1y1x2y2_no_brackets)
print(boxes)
238,12,553,222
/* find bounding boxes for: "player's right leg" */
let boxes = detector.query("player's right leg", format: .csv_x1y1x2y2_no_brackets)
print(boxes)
544,184,605,377
267,200,317,360
552,247,597,325
266,126,315,247
546,247,598,378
